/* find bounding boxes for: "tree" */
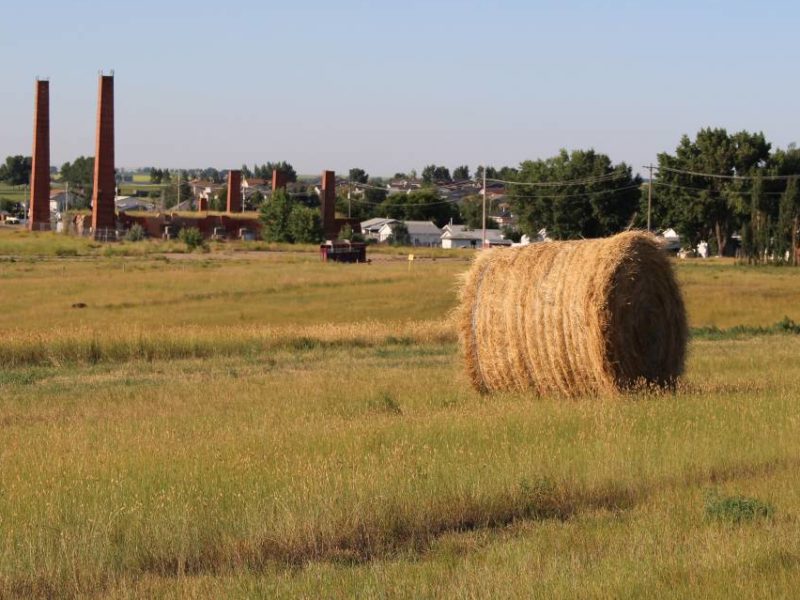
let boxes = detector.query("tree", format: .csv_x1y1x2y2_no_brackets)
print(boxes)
254,161,297,182
149,168,163,184
241,164,253,179
652,128,771,256
422,164,451,184
287,205,323,243
501,225,521,242
348,168,368,184
60,157,94,205
453,165,470,181
247,190,266,210
210,189,227,212
509,149,640,240
336,193,373,222
459,194,494,229
777,177,800,264
0,198,21,215
259,189,294,242
387,222,410,246
163,172,192,209
376,188,458,227
0,156,32,186
475,165,517,183
200,167,222,184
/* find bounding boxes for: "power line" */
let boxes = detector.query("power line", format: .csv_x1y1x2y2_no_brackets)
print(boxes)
655,165,800,181
487,171,629,187
349,183,642,204
507,184,643,200
652,181,788,195
351,181,391,191
348,196,462,207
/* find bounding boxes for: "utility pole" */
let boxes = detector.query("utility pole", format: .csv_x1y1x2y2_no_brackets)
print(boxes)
347,175,351,219
482,166,487,248
647,163,654,232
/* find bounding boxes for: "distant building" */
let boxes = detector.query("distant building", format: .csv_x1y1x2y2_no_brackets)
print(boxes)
49,190,82,213
659,228,682,253
360,217,398,240
440,224,510,249
115,196,157,212
378,220,442,246
387,179,423,195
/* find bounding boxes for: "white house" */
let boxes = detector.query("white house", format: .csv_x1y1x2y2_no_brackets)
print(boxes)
517,228,551,246
378,220,442,246
659,228,681,253
360,217,397,240
49,190,82,213
440,224,510,249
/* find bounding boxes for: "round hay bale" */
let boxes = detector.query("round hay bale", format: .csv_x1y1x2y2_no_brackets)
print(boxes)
459,231,688,396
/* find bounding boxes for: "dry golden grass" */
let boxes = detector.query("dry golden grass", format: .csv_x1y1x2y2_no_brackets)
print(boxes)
2,240,800,598
1,336,800,598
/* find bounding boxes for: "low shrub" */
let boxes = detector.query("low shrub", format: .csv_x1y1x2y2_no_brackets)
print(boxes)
124,224,145,242
705,491,774,523
178,227,205,250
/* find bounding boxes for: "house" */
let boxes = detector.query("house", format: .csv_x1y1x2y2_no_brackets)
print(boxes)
116,196,157,212
387,179,423,195
49,190,82,213
360,217,398,240
242,177,268,189
241,178,270,200
438,180,480,202
659,228,681,253
517,228,551,246
189,179,225,199
480,183,507,202
440,224,510,249
378,220,442,246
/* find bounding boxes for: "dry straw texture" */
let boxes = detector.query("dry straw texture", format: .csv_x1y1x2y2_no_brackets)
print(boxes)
459,231,688,396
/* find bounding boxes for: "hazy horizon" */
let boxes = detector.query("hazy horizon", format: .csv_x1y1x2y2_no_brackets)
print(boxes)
3,0,799,179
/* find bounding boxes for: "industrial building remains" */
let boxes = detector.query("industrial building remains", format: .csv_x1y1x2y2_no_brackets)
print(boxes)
26,73,355,244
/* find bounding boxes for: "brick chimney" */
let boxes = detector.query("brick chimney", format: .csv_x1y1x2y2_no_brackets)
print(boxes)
321,170,337,239
29,80,51,231
91,74,116,238
227,170,242,213
272,168,287,192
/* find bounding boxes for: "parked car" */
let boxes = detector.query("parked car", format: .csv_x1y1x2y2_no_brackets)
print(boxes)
5,216,21,225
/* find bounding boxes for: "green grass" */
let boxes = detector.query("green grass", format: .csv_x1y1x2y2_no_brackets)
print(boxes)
0,183,28,204
2,243,800,597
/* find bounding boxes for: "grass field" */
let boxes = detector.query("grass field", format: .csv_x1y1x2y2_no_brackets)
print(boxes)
0,183,29,205
2,232,800,598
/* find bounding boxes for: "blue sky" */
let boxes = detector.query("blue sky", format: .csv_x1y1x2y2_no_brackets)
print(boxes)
2,0,798,176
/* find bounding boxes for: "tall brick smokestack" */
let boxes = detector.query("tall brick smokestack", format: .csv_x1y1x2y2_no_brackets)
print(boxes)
321,170,337,240
91,74,116,237
29,79,51,231
227,170,242,213
272,168,287,192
